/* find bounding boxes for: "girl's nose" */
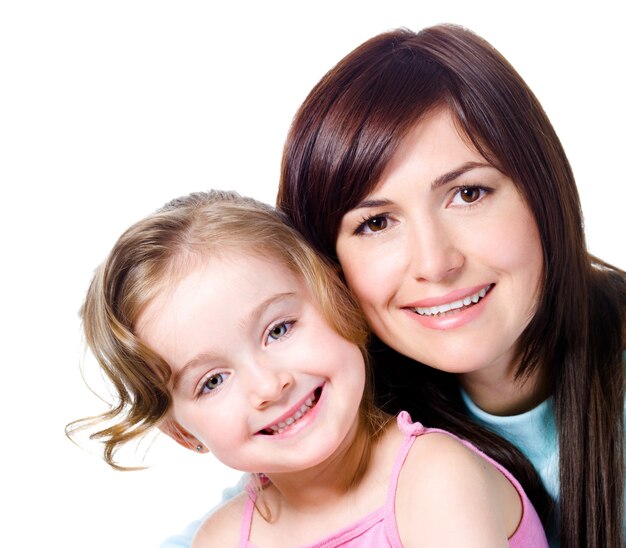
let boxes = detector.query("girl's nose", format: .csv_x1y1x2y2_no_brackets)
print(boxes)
247,365,294,409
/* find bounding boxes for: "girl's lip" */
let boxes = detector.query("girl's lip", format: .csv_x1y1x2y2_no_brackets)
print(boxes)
404,284,493,309
255,384,324,435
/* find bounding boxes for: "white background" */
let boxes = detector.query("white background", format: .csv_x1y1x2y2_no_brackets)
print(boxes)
1,1,623,546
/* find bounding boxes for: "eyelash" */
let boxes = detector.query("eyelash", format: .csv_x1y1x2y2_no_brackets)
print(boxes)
353,213,393,236
196,371,230,398
449,185,492,207
265,319,296,345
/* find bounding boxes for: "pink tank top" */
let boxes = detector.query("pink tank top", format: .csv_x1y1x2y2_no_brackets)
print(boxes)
239,411,548,547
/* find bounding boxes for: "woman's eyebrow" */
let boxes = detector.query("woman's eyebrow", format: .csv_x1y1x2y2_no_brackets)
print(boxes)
351,198,393,210
351,161,493,211
430,161,491,190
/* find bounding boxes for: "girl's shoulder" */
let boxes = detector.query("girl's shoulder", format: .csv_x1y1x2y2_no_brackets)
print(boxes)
394,428,522,546
191,491,249,548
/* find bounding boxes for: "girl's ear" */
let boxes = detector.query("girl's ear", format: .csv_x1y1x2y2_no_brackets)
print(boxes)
159,419,208,454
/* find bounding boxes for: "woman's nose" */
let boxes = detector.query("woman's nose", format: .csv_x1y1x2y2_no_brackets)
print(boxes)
408,219,464,283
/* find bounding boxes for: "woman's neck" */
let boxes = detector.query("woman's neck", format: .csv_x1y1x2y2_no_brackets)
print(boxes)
458,358,550,416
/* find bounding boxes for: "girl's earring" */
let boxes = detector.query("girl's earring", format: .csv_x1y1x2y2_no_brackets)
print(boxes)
196,444,203,452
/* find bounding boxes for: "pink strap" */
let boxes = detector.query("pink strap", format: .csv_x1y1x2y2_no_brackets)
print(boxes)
239,484,257,547
382,411,427,544
385,412,427,505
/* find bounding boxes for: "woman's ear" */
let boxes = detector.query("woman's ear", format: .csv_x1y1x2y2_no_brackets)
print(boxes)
159,419,208,453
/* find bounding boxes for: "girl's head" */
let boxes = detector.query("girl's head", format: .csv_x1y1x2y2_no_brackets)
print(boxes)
277,24,587,380
77,190,378,470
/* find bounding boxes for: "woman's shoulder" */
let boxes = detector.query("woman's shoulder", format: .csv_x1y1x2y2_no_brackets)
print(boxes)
191,491,248,548
395,429,522,546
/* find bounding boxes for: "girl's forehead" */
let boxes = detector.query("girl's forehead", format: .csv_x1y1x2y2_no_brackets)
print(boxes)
160,249,304,300
165,246,286,281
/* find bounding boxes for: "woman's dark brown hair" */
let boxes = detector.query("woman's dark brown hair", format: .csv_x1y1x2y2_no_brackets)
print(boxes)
278,24,625,547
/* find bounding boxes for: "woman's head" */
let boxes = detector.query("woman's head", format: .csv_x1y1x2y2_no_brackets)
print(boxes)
278,24,587,381
77,190,375,469
334,107,544,390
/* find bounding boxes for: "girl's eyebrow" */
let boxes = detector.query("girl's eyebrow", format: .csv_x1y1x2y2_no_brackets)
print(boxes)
238,291,297,330
171,291,297,390
350,161,492,211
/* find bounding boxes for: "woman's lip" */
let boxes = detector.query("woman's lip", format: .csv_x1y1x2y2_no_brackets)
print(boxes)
404,284,493,309
402,284,493,331
255,384,323,434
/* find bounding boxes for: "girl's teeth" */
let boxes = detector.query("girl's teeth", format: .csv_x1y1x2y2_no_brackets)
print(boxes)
263,391,319,435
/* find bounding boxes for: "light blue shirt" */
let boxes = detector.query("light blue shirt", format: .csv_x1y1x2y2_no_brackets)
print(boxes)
460,391,560,500
460,390,560,546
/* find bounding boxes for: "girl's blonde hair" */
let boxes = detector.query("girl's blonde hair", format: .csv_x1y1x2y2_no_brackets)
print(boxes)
68,190,384,470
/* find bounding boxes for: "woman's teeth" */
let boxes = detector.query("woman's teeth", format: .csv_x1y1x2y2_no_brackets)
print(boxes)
413,285,493,317
261,390,319,435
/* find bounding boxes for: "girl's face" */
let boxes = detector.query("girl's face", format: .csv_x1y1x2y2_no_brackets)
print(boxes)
136,253,365,474
335,108,543,381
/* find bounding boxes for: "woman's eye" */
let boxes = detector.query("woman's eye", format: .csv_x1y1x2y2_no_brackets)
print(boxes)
199,372,229,395
356,214,390,235
267,321,294,343
451,186,488,206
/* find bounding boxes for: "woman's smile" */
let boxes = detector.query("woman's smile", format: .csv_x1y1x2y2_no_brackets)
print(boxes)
402,284,495,330
405,283,493,316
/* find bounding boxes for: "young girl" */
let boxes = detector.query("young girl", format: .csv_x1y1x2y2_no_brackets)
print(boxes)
70,190,547,547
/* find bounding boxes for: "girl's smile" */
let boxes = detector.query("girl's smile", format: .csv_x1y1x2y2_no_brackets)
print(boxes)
256,384,323,437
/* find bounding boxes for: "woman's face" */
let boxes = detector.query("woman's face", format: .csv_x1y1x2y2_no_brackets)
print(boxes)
335,109,544,380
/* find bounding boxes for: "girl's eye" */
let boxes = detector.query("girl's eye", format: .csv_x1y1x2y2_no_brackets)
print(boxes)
199,372,230,396
355,214,391,235
450,186,488,206
267,320,294,343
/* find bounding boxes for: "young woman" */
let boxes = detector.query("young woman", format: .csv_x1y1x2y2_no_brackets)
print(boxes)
277,24,625,547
